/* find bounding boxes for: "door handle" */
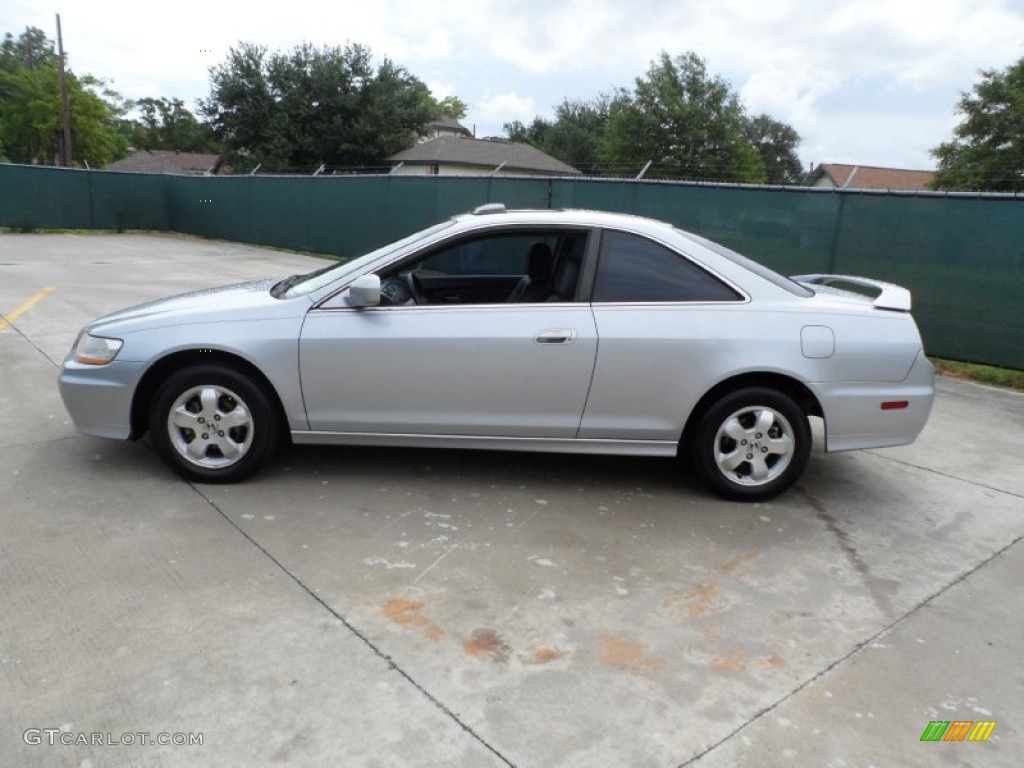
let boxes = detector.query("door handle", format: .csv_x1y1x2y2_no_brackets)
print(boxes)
534,329,577,345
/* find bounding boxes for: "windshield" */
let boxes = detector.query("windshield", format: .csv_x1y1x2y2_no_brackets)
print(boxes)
282,220,455,298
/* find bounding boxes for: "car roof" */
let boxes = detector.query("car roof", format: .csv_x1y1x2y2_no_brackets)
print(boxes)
452,205,677,234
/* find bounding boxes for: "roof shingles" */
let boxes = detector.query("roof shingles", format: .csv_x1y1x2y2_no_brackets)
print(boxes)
815,163,934,191
388,137,580,175
105,150,220,175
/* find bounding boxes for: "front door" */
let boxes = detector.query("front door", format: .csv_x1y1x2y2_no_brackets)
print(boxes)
300,228,597,437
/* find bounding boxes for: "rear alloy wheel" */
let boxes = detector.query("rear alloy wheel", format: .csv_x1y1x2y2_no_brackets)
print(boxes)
692,387,811,502
149,364,278,483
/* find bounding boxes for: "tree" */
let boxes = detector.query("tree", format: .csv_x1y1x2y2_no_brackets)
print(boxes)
0,27,126,166
434,95,468,120
1,26,55,70
506,97,610,173
118,97,219,153
600,52,765,181
201,41,437,171
931,57,1024,192
743,114,804,184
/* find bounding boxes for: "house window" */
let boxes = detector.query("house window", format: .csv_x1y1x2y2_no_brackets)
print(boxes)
429,164,440,175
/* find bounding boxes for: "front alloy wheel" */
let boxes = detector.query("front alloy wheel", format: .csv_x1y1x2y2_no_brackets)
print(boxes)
149,364,278,483
692,387,811,501
167,384,254,469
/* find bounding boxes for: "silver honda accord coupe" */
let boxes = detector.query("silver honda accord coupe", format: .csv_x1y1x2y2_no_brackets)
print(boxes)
58,204,934,501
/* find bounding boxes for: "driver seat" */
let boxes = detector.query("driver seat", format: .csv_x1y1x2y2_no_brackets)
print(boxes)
509,242,555,303
547,241,582,302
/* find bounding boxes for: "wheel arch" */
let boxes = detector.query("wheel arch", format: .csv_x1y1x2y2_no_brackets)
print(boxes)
680,372,823,454
129,349,289,442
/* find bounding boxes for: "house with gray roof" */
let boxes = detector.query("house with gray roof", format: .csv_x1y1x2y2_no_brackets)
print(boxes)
419,116,473,143
104,149,222,175
387,136,580,177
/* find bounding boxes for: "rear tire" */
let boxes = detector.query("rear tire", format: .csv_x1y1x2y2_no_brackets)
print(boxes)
148,364,278,483
691,387,811,502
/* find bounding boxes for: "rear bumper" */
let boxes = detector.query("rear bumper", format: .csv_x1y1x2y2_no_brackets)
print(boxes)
58,358,145,440
814,351,935,452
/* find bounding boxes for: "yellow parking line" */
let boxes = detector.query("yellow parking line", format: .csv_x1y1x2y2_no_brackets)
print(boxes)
0,286,55,330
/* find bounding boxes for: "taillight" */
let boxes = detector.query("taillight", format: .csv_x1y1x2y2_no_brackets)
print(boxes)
881,401,909,410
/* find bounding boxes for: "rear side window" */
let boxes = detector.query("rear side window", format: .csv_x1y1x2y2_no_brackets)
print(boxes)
593,230,741,303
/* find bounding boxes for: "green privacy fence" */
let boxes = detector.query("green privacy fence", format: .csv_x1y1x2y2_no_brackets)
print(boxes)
2,163,1021,369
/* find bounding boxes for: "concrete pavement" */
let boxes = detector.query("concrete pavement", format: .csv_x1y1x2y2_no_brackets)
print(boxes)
1,232,1020,767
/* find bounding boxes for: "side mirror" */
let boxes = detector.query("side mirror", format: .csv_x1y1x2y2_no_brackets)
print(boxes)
345,274,381,308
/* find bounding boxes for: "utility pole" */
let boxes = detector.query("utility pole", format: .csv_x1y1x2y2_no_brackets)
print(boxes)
56,14,73,167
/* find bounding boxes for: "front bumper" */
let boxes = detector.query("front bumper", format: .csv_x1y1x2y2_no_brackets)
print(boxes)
58,357,146,440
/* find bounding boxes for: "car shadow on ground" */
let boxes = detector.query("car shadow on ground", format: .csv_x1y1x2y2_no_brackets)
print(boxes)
271,442,703,495
55,430,861,506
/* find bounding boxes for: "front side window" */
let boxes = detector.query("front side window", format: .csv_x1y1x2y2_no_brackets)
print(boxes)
377,230,587,305
281,220,454,298
592,230,741,303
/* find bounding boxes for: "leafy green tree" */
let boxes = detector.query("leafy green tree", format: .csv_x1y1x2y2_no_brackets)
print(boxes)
434,95,468,120
931,57,1024,192
201,41,436,171
1,26,54,71
118,97,219,153
506,97,610,173
601,52,765,181
743,114,804,184
0,27,127,166
506,53,798,182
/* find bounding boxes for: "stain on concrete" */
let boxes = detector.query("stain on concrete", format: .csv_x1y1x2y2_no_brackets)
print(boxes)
662,550,759,621
801,488,897,617
423,625,446,642
710,652,749,672
382,598,428,626
722,549,758,574
381,598,445,641
533,646,566,663
660,575,721,619
710,651,786,673
463,628,511,662
599,634,666,673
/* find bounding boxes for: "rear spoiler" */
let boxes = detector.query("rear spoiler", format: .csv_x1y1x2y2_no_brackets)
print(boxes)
792,274,912,311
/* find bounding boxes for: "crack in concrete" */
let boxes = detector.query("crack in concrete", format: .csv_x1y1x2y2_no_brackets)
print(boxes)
865,450,1024,501
677,532,1024,767
2,320,61,368
184,482,515,768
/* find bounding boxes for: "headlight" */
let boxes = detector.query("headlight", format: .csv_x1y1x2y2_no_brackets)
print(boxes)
73,333,123,365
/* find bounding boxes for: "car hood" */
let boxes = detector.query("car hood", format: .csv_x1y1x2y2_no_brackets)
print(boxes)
87,278,306,334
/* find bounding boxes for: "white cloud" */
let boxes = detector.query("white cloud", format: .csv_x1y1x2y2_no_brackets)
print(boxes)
803,110,961,170
475,91,537,135
427,80,458,100
4,0,1024,167
413,29,452,61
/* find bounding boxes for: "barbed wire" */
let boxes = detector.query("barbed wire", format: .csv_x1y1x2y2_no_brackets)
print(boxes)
211,161,1024,189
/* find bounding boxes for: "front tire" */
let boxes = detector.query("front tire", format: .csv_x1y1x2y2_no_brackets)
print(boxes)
691,387,811,502
149,364,279,483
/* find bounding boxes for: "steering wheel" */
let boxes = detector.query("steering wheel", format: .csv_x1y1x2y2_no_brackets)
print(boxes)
405,272,428,304
380,276,412,306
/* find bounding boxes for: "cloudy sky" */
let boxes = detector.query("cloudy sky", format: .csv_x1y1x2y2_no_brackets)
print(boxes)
4,0,1024,172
